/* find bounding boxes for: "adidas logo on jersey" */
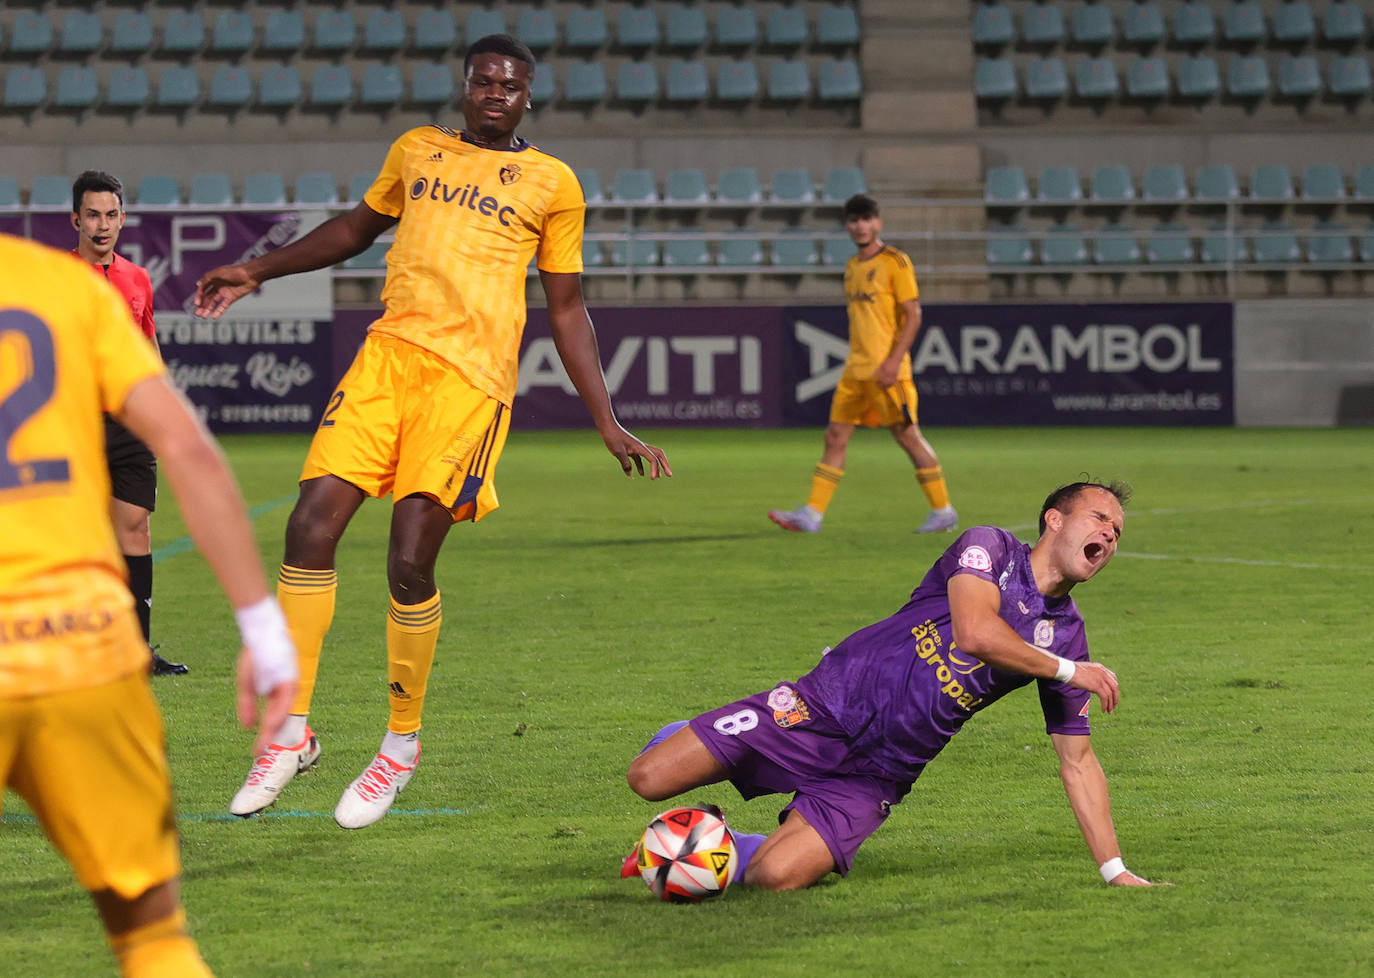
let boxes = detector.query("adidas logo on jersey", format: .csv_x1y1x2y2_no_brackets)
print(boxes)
426,152,444,163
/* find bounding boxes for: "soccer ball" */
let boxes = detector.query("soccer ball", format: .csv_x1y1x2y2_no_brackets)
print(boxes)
634,806,738,903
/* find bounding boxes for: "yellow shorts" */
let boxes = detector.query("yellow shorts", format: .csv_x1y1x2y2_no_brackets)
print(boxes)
829,374,920,428
0,671,178,898
302,333,511,522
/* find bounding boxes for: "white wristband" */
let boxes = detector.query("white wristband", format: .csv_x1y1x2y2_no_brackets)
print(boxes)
1099,857,1127,883
234,596,298,695
1054,656,1077,683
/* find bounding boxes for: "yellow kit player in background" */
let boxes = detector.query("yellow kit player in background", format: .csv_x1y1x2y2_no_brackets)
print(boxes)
195,35,671,830
769,193,957,535
0,233,297,977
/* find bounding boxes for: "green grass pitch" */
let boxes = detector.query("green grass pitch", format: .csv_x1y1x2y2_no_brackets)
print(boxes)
3,426,1372,977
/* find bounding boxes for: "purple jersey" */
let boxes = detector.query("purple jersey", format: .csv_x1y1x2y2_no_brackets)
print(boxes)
795,526,1093,784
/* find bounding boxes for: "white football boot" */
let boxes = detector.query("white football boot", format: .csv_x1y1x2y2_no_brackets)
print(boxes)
916,506,958,533
333,743,420,829
768,506,822,533
229,727,321,816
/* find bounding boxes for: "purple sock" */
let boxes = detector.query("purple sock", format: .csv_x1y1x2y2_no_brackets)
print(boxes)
732,831,767,882
639,720,689,755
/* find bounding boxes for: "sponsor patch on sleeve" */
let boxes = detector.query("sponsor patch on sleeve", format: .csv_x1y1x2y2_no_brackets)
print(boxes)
958,545,992,572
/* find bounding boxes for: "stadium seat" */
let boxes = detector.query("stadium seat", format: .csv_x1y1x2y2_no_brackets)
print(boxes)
135,175,182,207
413,10,457,54
817,4,861,47
985,166,1031,205
663,237,713,267
1036,165,1083,203
54,67,98,111
575,170,604,203
1041,225,1089,266
313,10,356,54
1328,57,1372,98
465,9,508,43
343,241,390,270
1323,2,1366,44
986,227,1033,266
1090,165,1135,203
1145,223,1196,263
308,65,353,109
665,59,709,103
823,167,866,202
189,173,234,206
766,5,809,47
104,66,151,111
564,9,608,49
161,10,205,56
517,8,558,50
1249,163,1294,200
972,4,1015,49
1122,2,1166,47
610,239,659,267
1278,55,1322,98
771,237,818,266
612,169,658,203
1227,56,1272,98
156,66,201,109
1076,57,1120,100
1195,164,1241,201
767,60,811,101
362,9,406,53
1177,55,1221,99
665,170,710,204
1272,2,1316,44
581,239,605,268
975,58,1019,100
818,59,862,102
1143,164,1189,202
29,176,69,208
665,5,709,48
262,11,306,56
1353,165,1374,201
258,65,303,109
1360,226,1374,263
1301,164,1345,200
718,168,763,203
716,6,760,47
110,11,154,57
1071,4,1115,47
1252,221,1301,263
58,11,103,57
294,172,339,205
0,177,19,210
410,64,454,107
717,235,765,266
770,169,816,203
1093,224,1142,264
1223,2,1267,45
618,7,661,48
1173,2,1217,45
348,172,375,204
1306,221,1354,263
716,61,761,102
1025,57,1069,100
211,11,254,57
360,64,404,108
9,12,53,56
564,62,608,104
821,237,855,266
1022,3,1067,47
530,65,555,106
242,173,288,206
1126,56,1170,98
616,62,660,102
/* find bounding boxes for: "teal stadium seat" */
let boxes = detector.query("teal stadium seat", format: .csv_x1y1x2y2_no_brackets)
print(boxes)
1360,225,1374,263
564,62,607,104
294,172,339,205
1227,56,1271,98
1143,165,1189,202
1193,225,1238,266
348,173,375,204
312,10,356,54
242,173,288,206
1145,223,1196,263
665,6,709,48
1071,4,1115,47
1252,221,1301,263
766,6,809,47
360,65,404,108
59,11,103,57
1306,222,1354,263
616,62,659,102
55,67,99,111
1126,56,1170,98
821,237,855,266
156,67,201,109
30,176,71,208
610,239,659,267
1353,165,1374,201
718,168,763,203
575,170,604,203
308,65,353,109
530,65,555,105
612,169,658,203
972,4,1015,49
136,176,182,207
715,7,760,48
817,4,861,47
823,167,866,201
1076,57,1120,100
818,59,862,102
767,60,811,100
663,237,712,267
618,7,661,48
986,227,1033,266
1173,2,1217,45
262,11,306,56
161,10,205,57
666,60,709,103
1041,225,1089,265
1329,57,1372,98
1177,56,1221,99
1272,2,1316,44
190,173,235,207
665,170,710,204
564,9,608,49
105,66,151,111
1249,163,1294,200
413,10,457,54
1195,164,1240,201
363,9,406,53
1024,57,1069,100
985,166,1031,205
0,177,19,210
1122,3,1166,47
581,239,604,268
465,10,507,43
410,64,454,107
211,11,255,57
771,237,818,266
1301,165,1345,200
716,61,761,102
1090,165,1135,202
258,65,303,109
1093,224,1142,264
1022,3,1066,47
1278,55,1322,98
770,169,816,203
1323,2,1366,44
343,242,391,270
517,9,558,51
975,59,1018,100
1223,2,1267,45
717,235,765,267
1036,165,1083,203
10,12,53,56
110,12,154,57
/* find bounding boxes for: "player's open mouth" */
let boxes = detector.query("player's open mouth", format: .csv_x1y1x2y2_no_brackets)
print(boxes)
1084,543,1104,563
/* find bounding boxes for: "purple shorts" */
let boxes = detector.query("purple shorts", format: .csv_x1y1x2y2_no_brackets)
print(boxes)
689,683,911,876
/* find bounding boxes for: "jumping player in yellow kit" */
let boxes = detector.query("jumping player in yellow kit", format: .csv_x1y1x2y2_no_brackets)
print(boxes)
0,233,297,976
195,35,671,829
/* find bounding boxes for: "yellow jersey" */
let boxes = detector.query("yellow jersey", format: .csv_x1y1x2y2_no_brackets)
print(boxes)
0,234,164,697
842,245,920,381
363,125,585,405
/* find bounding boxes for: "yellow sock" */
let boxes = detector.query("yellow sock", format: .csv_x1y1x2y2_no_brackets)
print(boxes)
277,565,337,716
109,911,214,978
916,466,951,510
805,463,844,515
387,591,442,735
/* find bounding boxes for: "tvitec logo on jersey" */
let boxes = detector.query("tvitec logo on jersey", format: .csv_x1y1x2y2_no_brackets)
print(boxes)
409,177,519,227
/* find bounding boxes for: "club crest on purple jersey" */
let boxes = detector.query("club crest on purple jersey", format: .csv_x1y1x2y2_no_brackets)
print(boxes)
958,545,992,572
1034,619,1055,647
768,684,811,728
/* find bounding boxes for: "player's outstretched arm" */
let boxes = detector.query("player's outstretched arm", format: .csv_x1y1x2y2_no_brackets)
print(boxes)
540,270,671,479
117,375,297,754
1051,733,1155,887
193,202,397,320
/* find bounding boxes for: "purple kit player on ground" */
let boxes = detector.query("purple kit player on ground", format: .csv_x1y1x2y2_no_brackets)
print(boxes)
625,481,1156,891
